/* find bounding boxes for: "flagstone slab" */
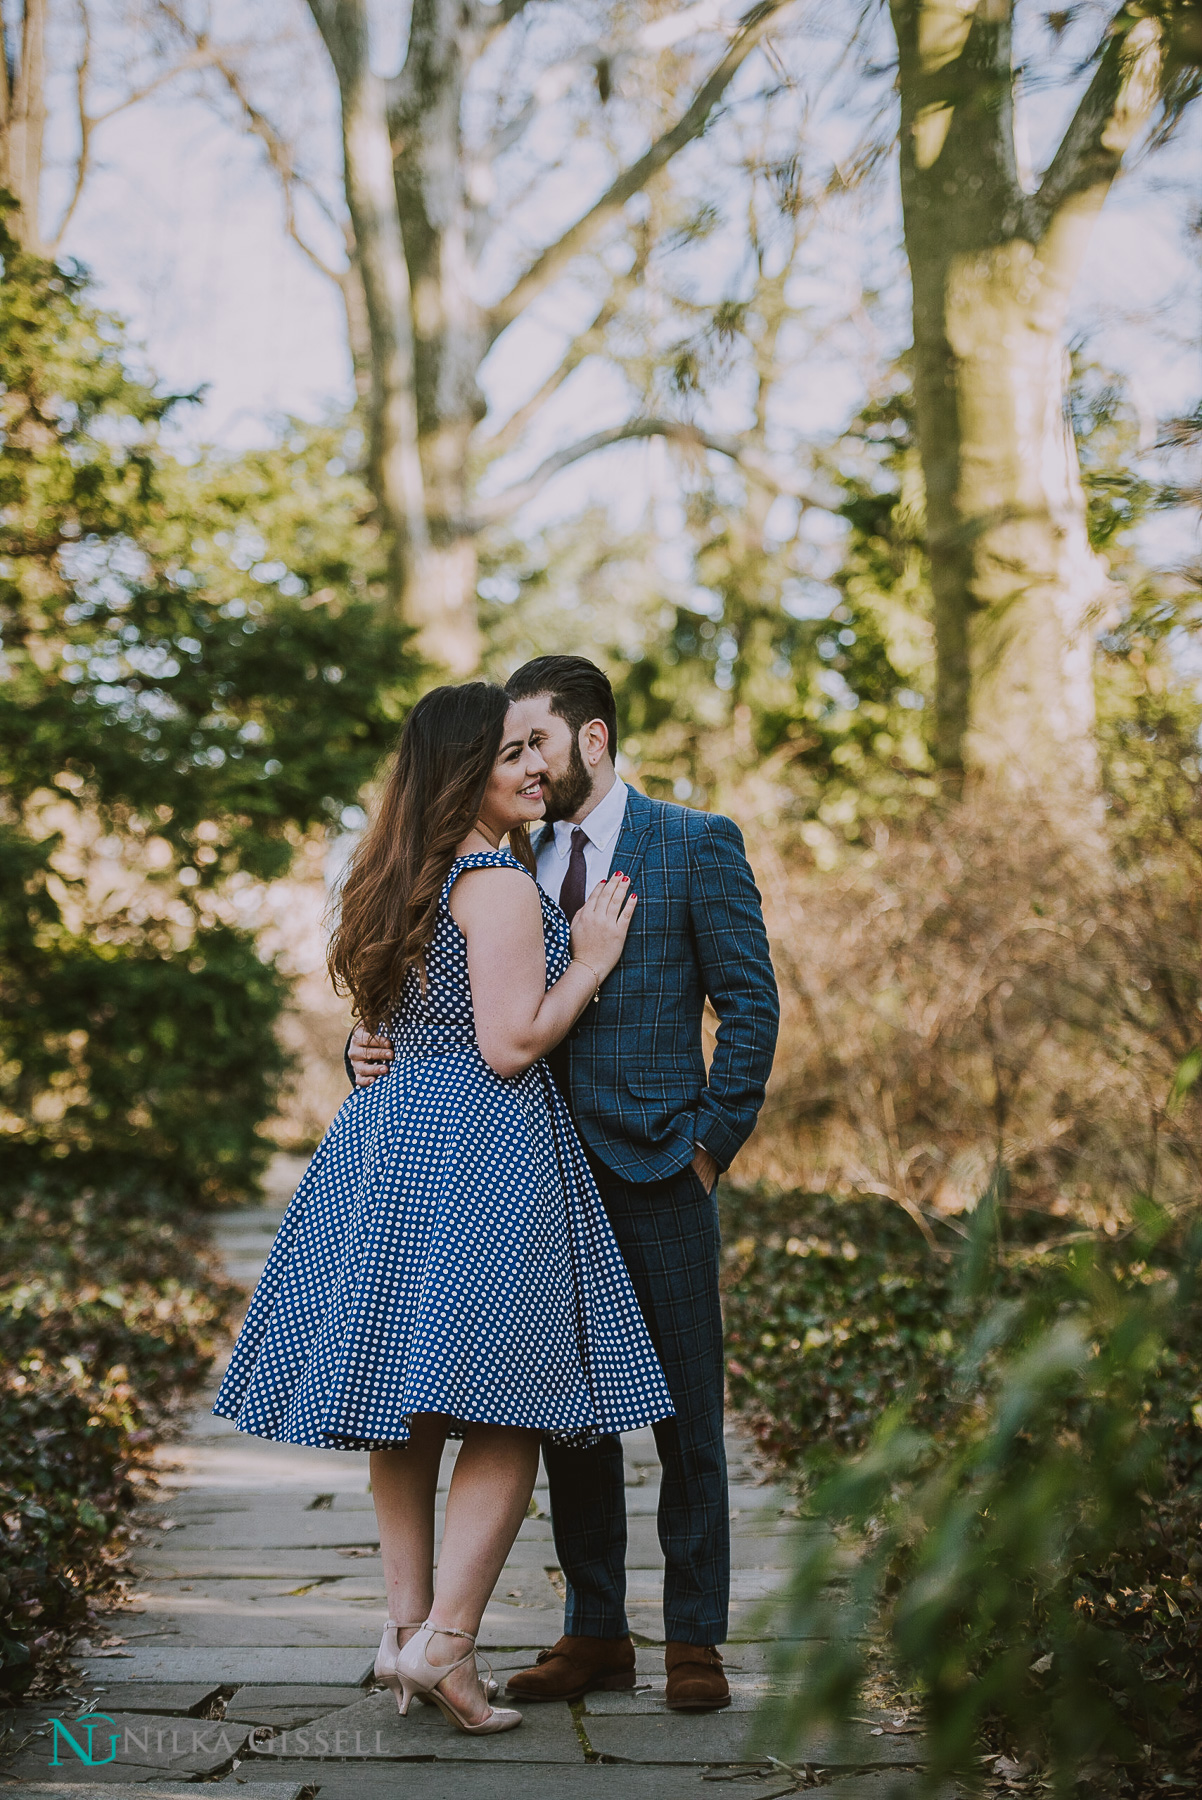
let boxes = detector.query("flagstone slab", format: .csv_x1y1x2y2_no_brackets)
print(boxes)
78,1649,374,1685
135,1544,565,1583
216,1760,799,1798
476,1605,568,1649
243,1689,583,1762
0,1786,306,1799
127,1516,385,1550
582,1711,925,1768
728,1541,802,1571
583,1676,790,1714
47,1687,221,1719
224,1687,368,1726
96,1613,382,1651
133,1549,380,1579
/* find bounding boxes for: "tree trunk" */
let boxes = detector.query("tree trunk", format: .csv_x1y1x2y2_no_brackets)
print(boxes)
308,0,430,633
909,232,1110,797
387,0,486,675
0,0,48,248
891,0,1165,802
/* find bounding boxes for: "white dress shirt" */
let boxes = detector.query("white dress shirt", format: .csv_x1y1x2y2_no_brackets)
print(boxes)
535,777,629,908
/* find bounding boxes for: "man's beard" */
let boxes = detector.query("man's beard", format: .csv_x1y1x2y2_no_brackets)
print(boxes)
540,737,593,823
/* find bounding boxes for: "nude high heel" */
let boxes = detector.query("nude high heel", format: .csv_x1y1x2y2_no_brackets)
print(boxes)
375,1618,498,1709
375,1619,421,1705
394,1622,522,1734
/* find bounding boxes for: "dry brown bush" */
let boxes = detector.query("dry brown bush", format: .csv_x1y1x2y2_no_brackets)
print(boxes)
735,794,1200,1227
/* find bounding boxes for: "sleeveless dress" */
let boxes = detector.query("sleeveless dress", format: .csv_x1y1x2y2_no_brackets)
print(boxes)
212,849,674,1450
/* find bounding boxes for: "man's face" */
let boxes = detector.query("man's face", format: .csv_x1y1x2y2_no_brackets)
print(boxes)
505,693,594,822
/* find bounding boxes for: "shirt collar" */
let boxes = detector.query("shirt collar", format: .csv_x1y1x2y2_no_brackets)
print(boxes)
551,776,628,858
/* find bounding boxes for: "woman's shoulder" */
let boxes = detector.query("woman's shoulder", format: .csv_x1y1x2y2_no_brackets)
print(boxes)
442,848,538,905
445,847,535,881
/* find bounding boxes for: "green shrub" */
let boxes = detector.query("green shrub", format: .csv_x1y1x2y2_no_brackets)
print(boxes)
722,1188,961,1464
725,1185,1202,1793
0,1356,143,1697
0,1192,240,1697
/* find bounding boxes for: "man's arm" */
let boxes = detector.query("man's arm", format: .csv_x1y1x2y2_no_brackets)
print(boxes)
687,812,779,1171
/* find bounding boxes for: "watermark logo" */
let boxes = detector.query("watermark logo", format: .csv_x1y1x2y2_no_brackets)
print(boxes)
49,1714,118,1767
248,1727,386,1757
45,1714,387,1766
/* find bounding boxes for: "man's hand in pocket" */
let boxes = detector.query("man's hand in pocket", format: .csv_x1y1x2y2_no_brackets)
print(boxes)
690,1144,720,1194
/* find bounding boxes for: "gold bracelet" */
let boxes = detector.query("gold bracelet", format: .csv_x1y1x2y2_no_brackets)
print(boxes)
570,957,601,1003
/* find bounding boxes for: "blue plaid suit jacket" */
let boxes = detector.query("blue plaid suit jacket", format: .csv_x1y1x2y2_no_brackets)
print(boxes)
538,788,779,1183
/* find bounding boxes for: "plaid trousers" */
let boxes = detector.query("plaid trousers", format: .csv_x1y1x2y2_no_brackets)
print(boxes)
542,1162,729,1647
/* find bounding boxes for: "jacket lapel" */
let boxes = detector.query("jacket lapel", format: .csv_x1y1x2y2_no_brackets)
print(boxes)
611,785,655,884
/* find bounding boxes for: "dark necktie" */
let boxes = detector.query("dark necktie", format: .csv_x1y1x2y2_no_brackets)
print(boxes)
559,827,589,923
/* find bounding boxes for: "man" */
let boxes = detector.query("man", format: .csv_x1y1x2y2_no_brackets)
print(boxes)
349,655,778,1710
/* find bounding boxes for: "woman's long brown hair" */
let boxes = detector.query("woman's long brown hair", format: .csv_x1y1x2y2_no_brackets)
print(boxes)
328,682,533,1028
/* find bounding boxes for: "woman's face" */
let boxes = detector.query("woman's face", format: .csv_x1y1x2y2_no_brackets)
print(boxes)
476,706,549,837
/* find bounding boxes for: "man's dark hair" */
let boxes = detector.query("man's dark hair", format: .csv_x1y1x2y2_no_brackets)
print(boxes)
505,655,618,759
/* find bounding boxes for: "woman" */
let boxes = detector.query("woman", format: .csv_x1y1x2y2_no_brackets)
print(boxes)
213,683,673,1736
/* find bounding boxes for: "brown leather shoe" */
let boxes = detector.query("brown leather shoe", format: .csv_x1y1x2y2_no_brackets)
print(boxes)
505,1633,637,1702
664,1642,730,1711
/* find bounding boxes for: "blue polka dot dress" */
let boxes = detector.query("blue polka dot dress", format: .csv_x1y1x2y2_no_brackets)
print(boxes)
213,850,675,1450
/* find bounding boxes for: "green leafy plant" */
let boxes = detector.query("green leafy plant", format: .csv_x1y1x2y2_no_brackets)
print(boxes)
746,1189,1202,1794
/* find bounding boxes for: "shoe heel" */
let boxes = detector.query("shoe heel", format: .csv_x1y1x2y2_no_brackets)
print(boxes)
598,1672,637,1691
395,1677,419,1717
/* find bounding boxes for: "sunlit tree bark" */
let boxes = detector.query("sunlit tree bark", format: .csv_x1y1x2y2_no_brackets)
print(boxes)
0,0,47,247
889,0,1168,801
309,0,430,627
305,0,793,671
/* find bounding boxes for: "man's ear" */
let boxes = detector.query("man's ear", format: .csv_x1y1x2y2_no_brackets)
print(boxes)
580,718,610,769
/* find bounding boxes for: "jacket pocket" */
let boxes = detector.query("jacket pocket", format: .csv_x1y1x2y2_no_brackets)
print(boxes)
624,1068,701,1099
621,1069,698,1145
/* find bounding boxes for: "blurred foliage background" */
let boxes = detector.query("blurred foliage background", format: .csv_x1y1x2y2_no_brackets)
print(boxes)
1,0,1201,1791
0,216,415,1692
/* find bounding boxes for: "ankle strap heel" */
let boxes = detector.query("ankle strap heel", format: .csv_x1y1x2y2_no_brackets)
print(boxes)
395,1623,522,1735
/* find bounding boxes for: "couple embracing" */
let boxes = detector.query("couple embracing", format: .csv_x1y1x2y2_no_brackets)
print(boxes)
214,656,779,1734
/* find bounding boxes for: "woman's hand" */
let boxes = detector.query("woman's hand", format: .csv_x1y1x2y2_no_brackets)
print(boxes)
569,872,637,983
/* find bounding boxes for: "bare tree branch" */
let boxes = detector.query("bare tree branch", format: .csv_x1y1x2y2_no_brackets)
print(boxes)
485,0,795,343
151,1,346,282
47,0,93,251
1029,5,1165,244
471,415,830,525
88,51,215,126
481,247,650,455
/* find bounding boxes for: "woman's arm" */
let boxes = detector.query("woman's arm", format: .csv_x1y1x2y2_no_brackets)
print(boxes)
451,867,635,1078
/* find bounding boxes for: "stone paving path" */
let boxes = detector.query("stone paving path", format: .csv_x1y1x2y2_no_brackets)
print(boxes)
2,1158,930,1800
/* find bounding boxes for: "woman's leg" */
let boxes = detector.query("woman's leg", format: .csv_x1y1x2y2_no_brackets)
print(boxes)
424,1423,541,1720
370,1414,449,1638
